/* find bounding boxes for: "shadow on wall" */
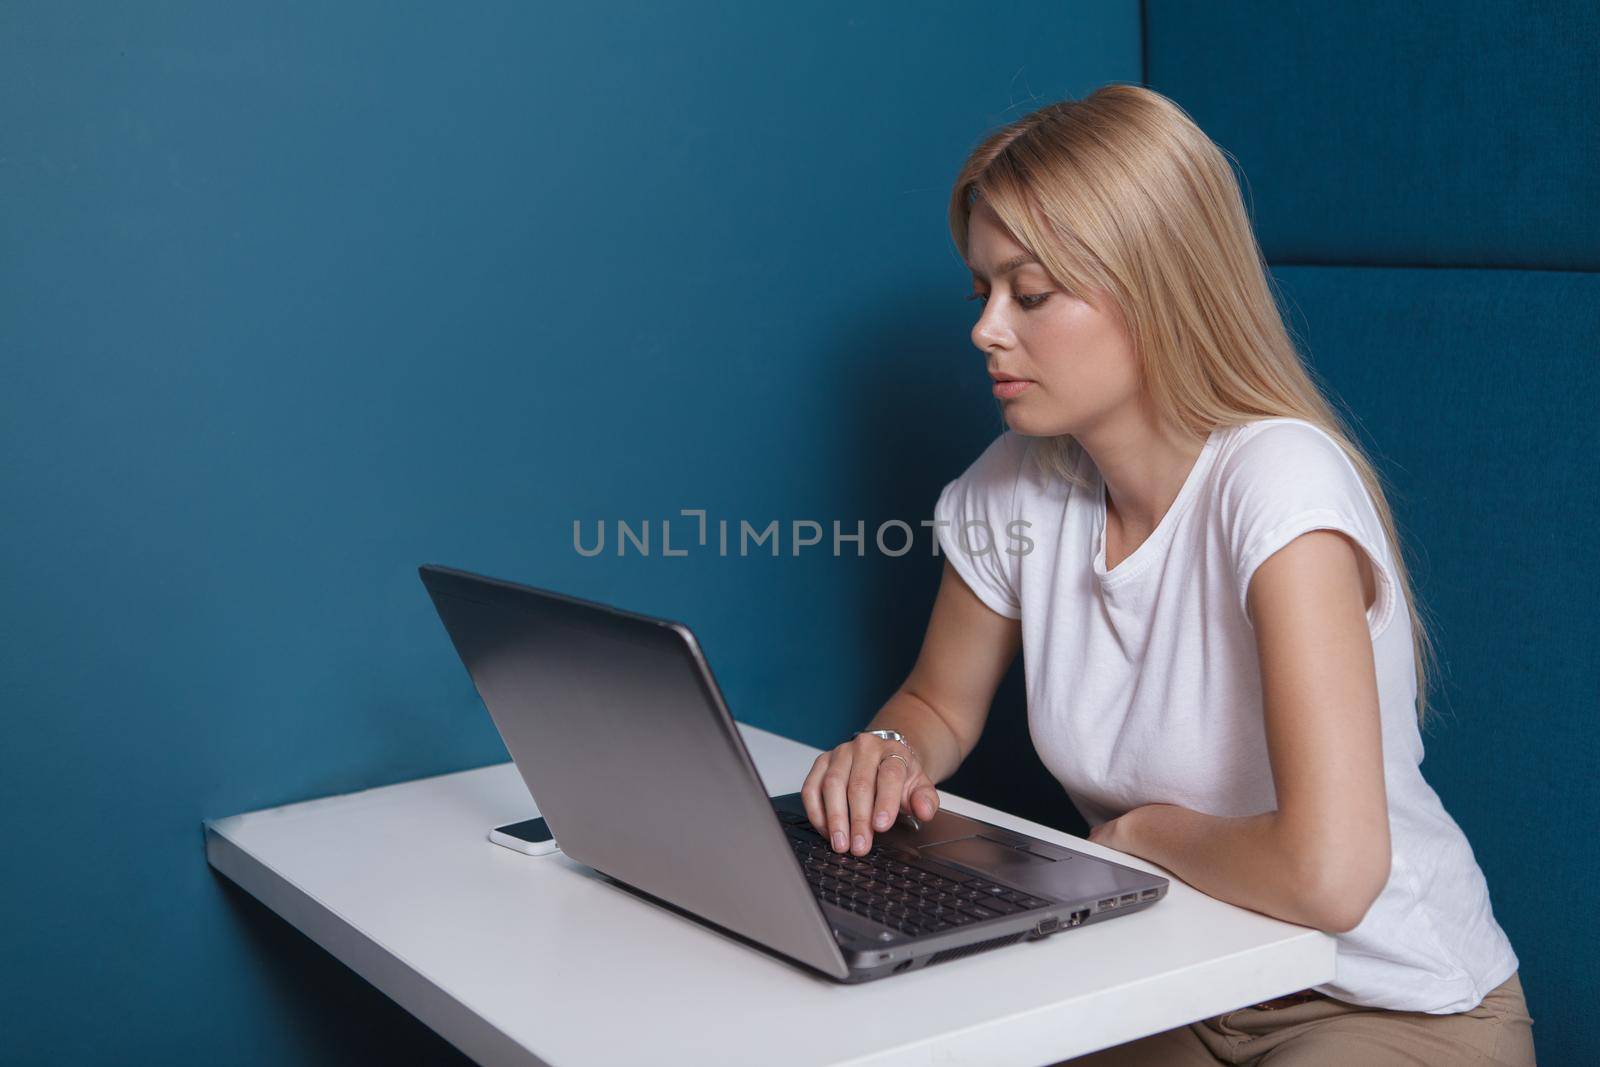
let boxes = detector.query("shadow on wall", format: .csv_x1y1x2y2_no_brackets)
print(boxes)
214,874,473,1066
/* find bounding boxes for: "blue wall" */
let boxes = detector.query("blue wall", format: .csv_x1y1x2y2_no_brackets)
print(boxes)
0,3,1140,1063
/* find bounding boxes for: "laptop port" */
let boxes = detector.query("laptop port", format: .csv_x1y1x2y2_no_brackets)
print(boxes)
893,959,913,974
1034,916,1061,936
1140,888,1158,901
1119,893,1138,905
1068,909,1089,926
1097,897,1117,909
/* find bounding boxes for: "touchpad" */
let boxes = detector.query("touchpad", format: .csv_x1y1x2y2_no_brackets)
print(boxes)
920,834,1056,878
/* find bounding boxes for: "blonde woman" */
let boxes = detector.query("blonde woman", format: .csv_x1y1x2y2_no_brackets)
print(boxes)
799,85,1533,1065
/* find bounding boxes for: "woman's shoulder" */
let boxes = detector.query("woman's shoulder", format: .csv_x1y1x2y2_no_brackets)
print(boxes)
945,428,1074,502
938,429,1033,509
1206,415,1391,546
1208,417,1376,515
958,426,1032,472
1205,416,1397,624
1213,416,1354,481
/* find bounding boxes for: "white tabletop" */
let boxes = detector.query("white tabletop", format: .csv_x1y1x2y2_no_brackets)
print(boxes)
205,721,1335,1066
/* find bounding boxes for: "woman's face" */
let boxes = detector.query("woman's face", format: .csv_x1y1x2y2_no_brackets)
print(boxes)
965,199,1142,438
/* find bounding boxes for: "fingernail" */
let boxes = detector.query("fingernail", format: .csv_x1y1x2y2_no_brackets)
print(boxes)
853,835,866,852
832,831,846,850
874,813,890,829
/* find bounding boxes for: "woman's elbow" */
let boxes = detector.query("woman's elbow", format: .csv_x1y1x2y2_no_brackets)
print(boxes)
1298,845,1391,934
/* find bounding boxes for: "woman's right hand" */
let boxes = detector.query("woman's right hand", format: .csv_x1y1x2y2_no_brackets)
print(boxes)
800,733,941,856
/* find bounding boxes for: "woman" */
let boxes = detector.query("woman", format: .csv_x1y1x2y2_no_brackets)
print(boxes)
799,85,1533,1065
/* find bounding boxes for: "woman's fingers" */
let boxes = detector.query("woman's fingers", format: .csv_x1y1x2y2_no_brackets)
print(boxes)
800,753,829,836
909,781,940,821
847,750,883,855
871,754,910,836
820,748,853,852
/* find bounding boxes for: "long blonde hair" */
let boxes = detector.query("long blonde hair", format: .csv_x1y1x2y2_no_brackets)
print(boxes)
947,83,1437,726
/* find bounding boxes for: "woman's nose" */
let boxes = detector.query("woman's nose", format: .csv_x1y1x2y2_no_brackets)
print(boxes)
973,313,1012,350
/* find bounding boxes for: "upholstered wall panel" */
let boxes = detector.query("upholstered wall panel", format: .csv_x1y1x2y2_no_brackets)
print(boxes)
1147,2,1599,270
1270,263,1598,1061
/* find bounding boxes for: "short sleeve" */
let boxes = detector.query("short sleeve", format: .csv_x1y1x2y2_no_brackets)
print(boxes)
1217,420,1398,640
932,431,1029,619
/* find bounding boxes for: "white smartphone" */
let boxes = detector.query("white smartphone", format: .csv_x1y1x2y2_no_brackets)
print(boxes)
488,816,561,856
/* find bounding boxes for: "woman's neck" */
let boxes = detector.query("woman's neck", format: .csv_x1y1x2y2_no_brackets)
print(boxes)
1077,405,1209,543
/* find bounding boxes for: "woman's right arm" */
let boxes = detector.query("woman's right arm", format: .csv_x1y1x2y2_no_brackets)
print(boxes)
800,558,1022,855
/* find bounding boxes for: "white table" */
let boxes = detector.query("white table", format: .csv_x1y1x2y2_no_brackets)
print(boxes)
205,722,1335,1066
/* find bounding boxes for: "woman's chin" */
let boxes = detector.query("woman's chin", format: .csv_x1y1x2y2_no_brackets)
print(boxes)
1001,404,1073,438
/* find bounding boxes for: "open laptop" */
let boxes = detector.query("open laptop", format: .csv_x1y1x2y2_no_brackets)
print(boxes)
419,563,1167,982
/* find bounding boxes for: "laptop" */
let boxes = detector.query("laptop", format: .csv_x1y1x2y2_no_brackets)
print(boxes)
419,563,1168,982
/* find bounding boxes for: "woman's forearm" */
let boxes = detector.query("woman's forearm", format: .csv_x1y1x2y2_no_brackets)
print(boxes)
1114,803,1383,933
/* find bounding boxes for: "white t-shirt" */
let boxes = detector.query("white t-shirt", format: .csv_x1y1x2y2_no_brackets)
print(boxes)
933,417,1518,1013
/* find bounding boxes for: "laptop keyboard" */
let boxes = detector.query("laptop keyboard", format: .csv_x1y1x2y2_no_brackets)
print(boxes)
778,815,1053,938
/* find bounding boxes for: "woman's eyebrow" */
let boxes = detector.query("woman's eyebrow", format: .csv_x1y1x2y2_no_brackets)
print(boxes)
967,253,1040,280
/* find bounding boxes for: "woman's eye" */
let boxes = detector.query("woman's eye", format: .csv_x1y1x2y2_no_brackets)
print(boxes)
965,291,1050,309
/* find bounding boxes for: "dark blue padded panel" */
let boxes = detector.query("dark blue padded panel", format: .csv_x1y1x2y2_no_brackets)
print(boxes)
1271,264,1598,1062
1147,3,1600,270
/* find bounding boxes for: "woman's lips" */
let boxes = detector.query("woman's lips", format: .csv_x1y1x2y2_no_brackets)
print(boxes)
992,379,1033,399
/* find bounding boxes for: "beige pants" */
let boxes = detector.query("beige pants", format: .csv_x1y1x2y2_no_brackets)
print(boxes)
1063,971,1535,1066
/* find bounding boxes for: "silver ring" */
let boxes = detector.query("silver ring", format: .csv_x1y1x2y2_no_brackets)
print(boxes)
881,752,910,772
